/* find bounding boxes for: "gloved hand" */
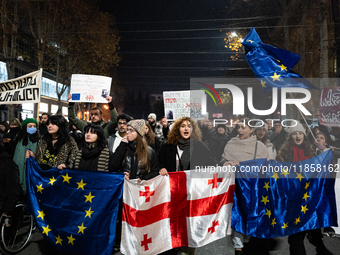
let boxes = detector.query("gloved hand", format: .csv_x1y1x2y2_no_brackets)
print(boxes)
315,141,326,151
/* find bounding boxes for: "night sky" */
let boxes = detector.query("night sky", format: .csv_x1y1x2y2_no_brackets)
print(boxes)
100,0,252,96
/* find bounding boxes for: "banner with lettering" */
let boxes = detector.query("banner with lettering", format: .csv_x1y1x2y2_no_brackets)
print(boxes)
0,69,42,104
163,90,207,121
319,87,340,127
69,74,112,103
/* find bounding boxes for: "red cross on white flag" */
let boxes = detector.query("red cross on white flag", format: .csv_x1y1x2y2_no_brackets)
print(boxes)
120,170,235,255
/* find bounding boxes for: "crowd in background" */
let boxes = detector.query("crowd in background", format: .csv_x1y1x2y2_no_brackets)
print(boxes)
0,94,339,255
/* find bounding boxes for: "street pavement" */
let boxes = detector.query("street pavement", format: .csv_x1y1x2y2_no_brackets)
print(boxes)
0,229,338,255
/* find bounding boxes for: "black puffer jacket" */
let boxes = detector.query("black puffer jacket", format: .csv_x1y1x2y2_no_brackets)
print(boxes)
111,141,159,180
0,153,21,214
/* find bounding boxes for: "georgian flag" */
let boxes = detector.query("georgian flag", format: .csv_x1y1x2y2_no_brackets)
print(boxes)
120,169,235,255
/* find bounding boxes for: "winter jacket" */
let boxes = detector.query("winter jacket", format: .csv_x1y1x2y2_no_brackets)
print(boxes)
158,141,216,172
207,133,229,161
68,102,118,139
269,129,288,153
111,141,159,180
0,153,21,214
73,144,111,172
35,137,78,169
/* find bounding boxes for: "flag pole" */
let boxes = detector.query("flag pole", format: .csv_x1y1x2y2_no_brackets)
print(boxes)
289,92,316,141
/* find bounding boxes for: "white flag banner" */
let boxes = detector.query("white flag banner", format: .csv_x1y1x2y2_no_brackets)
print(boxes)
120,169,235,255
0,69,42,104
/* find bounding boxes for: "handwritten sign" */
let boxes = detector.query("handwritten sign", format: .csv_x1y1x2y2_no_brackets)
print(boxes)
0,69,42,104
163,90,207,120
69,74,112,103
319,87,340,127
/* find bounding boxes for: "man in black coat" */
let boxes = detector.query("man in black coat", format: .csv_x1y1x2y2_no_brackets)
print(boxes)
269,121,288,153
0,141,21,226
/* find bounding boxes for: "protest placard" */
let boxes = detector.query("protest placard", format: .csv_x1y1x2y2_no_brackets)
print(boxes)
69,74,112,103
318,87,340,127
163,90,207,120
0,69,42,104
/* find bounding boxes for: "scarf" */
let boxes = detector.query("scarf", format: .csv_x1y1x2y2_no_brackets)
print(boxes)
74,143,110,171
178,139,192,170
292,145,310,162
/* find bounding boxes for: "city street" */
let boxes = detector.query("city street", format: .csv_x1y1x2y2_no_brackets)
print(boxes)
1,229,338,255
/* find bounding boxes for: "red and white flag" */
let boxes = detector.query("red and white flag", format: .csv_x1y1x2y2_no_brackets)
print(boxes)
120,170,235,255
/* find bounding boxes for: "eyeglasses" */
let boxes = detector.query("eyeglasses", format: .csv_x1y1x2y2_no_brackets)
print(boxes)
118,122,127,125
127,128,135,133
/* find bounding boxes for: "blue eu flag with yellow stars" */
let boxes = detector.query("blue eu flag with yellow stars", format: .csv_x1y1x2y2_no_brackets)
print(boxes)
26,157,124,255
242,28,320,92
231,150,337,238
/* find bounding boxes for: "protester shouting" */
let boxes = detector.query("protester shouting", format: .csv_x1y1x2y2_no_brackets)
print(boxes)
26,115,78,170
277,123,333,255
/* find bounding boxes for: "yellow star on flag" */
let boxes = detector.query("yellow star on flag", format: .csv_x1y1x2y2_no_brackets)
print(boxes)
279,64,287,71
85,207,94,218
270,73,281,81
77,179,87,190
305,182,310,190
78,223,87,234
67,234,76,245
301,205,308,214
261,80,266,88
271,172,279,181
62,173,72,183
48,176,57,186
37,184,44,194
84,192,95,203
271,218,277,228
282,222,288,230
296,173,304,181
265,209,271,219
302,192,310,202
42,225,52,236
263,182,270,191
37,210,45,220
295,217,301,225
261,196,270,205
55,235,63,245
281,168,290,177
247,40,253,43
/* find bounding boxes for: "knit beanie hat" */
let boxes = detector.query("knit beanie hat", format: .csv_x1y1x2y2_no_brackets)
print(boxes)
148,113,157,122
254,122,268,133
289,123,306,137
21,118,38,127
128,119,146,137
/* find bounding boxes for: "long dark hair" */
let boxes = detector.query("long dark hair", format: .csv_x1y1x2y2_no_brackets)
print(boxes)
145,122,155,145
44,115,71,153
278,134,314,161
83,123,107,150
16,124,40,146
0,121,10,134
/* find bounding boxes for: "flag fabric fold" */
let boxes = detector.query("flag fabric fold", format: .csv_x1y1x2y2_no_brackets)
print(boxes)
121,170,235,255
231,150,337,239
242,27,320,91
26,156,124,255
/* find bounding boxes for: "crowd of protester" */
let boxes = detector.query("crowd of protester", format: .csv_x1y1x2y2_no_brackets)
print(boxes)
0,94,339,255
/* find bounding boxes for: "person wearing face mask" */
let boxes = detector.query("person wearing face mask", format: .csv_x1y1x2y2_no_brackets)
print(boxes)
12,118,40,194
277,123,333,255
73,123,111,172
254,122,277,160
221,118,269,255
3,118,22,153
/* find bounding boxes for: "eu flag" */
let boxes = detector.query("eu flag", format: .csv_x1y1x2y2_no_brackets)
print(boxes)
242,28,320,92
231,150,337,238
26,157,124,255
